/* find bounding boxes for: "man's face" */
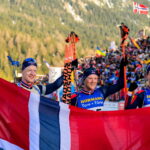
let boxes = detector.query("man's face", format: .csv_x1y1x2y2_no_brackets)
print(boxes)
84,74,98,91
22,65,37,84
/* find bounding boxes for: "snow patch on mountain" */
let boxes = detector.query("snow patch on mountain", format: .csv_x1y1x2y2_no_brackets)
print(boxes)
64,2,83,22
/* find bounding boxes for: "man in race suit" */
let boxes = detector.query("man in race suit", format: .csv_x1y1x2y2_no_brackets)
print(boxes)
17,58,63,95
71,58,127,111
126,65,150,109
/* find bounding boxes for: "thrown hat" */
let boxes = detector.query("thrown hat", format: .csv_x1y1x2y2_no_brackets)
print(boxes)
83,67,99,80
22,58,37,70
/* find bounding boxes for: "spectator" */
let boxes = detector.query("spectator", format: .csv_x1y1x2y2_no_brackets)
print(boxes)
119,22,130,45
126,65,150,109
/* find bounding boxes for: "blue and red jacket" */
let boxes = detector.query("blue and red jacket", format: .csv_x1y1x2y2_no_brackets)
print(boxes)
71,76,124,111
17,75,63,95
126,88,150,109
71,58,126,111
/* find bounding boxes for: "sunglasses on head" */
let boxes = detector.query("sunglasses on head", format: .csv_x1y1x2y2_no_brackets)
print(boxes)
24,58,36,63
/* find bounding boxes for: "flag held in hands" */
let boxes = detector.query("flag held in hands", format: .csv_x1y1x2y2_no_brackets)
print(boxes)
95,47,106,57
0,78,150,150
7,56,20,67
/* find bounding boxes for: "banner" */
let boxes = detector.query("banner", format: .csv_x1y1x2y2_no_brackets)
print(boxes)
1,78,150,150
62,62,72,103
62,44,74,103
129,37,141,49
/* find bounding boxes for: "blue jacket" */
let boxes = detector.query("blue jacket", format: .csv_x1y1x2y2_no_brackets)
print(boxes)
17,75,63,95
71,72,124,111
125,88,150,109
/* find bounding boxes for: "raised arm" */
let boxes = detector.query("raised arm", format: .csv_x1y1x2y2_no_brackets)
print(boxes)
101,57,126,99
38,75,63,95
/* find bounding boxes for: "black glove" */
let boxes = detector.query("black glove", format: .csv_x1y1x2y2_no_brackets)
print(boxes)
65,32,79,43
120,55,128,70
119,55,128,77
121,55,128,66
128,82,138,92
65,38,69,43
71,59,78,69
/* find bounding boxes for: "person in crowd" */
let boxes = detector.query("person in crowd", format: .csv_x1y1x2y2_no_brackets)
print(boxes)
125,65,150,109
17,58,63,95
71,57,127,111
119,22,130,45
65,31,79,43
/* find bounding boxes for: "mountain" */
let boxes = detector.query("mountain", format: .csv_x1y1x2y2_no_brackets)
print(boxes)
0,0,150,80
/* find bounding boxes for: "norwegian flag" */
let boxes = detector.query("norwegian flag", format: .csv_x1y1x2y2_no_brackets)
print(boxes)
133,2,138,14
133,2,149,15
138,3,149,15
1,78,150,150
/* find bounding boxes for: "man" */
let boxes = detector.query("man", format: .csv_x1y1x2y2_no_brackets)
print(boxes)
65,31,79,43
17,58,63,95
126,65,150,109
119,23,130,45
71,58,126,111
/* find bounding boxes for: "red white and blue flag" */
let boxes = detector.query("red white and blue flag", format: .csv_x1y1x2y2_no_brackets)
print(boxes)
0,78,150,150
133,2,149,15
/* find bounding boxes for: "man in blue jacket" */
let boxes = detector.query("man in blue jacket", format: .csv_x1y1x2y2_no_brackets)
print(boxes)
126,65,150,109
71,58,126,111
17,58,63,95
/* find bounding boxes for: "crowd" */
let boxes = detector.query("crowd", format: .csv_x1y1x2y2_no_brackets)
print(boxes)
76,35,150,94
15,32,150,111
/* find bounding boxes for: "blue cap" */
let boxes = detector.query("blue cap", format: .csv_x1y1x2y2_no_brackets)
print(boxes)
83,68,98,80
22,58,37,70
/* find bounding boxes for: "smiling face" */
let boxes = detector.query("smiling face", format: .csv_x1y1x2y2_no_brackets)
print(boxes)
22,65,37,85
84,74,98,91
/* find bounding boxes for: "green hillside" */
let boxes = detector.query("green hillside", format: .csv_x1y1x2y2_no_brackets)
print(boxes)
0,0,150,80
